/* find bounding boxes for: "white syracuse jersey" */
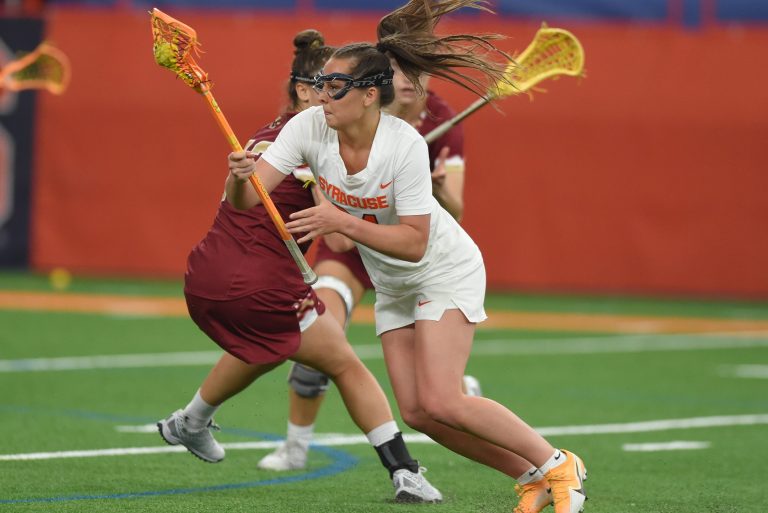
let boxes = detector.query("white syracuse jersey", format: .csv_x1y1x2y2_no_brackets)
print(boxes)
262,106,483,294
244,139,314,185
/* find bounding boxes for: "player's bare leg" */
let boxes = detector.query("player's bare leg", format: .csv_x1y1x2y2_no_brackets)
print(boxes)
383,310,585,511
259,259,366,470
382,316,540,477
158,353,280,463
293,311,442,502
291,311,390,432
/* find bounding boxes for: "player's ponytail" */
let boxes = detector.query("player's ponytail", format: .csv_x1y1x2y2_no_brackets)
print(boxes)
378,0,510,99
332,0,510,107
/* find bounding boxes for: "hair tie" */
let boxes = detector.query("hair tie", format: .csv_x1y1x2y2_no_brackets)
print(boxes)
375,42,387,53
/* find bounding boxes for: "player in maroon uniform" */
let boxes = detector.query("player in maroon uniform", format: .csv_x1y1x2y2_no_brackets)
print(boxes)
257,57,483,472
157,29,442,503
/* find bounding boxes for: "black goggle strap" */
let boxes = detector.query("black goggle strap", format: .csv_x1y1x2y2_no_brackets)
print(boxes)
290,73,316,84
350,69,394,88
313,68,394,89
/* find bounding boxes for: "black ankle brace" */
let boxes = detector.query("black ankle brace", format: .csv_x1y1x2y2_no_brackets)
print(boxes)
374,432,419,478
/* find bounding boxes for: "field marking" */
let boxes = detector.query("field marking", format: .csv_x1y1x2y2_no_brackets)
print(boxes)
718,364,768,379
115,424,162,433
0,443,358,505
3,332,768,373
465,332,768,357
622,441,711,452
3,290,768,335
2,413,766,462
0,351,222,372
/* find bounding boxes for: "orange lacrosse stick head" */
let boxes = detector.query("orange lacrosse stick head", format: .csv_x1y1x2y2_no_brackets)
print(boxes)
0,42,71,95
150,8,210,93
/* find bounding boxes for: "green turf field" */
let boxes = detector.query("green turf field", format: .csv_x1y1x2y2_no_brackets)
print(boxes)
1,271,767,512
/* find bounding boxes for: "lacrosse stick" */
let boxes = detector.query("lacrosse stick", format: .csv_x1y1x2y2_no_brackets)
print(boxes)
150,8,317,285
424,25,584,144
0,42,70,95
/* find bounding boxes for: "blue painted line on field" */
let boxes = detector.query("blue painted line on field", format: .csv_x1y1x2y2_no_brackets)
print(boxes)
0,406,359,504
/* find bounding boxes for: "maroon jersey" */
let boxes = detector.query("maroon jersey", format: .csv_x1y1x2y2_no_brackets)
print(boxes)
314,91,463,289
185,112,314,301
419,91,465,171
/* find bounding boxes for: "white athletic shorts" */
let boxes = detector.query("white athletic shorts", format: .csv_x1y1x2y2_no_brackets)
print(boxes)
374,263,488,336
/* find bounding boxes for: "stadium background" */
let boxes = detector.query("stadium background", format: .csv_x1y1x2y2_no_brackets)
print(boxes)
1,0,767,298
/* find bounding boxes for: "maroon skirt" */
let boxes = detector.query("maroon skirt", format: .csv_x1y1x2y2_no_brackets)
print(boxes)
185,287,325,364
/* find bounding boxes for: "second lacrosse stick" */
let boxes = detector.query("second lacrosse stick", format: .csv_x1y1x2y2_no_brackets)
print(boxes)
424,25,585,144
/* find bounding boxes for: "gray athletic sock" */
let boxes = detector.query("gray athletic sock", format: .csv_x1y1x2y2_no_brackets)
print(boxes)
183,389,218,430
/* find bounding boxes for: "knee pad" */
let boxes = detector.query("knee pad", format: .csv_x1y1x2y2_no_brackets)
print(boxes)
288,363,330,398
312,275,355,327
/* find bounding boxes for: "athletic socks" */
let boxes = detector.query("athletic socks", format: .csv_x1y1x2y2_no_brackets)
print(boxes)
182,389,219,430
517,465,546,485
538,449,567,475
368,421,419,477
286,421,314,450
366,420,398,446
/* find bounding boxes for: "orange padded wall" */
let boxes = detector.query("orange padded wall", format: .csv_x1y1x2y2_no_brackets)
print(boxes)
31,9,768,297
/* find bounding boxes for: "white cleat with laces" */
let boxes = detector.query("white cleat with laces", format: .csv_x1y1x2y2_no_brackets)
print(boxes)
157,409,225,463
393,467,443,503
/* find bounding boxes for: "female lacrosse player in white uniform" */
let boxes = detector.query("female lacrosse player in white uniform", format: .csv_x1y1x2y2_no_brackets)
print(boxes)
227,2,588,512
257,60,484,475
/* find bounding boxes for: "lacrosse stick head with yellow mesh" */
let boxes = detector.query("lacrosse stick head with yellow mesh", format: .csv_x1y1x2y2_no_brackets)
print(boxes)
493,24,585,98
0,42,71,95
150,8,210,93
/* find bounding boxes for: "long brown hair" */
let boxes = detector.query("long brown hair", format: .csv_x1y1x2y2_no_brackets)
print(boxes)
287,29,335,110
332,0,510,107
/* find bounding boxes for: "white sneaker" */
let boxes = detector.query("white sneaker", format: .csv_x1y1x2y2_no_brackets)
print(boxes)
257,440,309,471
157,409,224,463
393,467,443,503
463,375,483,397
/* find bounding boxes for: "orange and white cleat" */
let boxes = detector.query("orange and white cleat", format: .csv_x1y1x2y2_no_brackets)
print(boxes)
544,450,588,513
513,477,553,513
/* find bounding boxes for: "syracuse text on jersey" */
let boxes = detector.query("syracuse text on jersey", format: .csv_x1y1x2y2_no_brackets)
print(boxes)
317,176,389,210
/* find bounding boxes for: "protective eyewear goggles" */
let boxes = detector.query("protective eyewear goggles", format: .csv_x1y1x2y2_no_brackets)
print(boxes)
312,69,394,100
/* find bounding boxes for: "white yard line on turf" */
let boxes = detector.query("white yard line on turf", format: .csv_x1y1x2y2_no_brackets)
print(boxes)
718,364,768,379
3,332,768,373
0,351,223,372
622,441,711,452
2,414,766,461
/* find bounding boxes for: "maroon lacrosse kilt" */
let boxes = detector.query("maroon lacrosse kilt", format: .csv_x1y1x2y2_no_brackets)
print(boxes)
182,112,325,364
185,287,324,364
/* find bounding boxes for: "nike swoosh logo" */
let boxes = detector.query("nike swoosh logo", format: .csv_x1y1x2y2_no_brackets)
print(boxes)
380,180,393,189
417,300,432,307
554,451,561,460
528,470,538,476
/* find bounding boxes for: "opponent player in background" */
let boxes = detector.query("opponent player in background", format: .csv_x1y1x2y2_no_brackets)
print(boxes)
258,53,484,472
157,29,442,503
227,2,588,512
